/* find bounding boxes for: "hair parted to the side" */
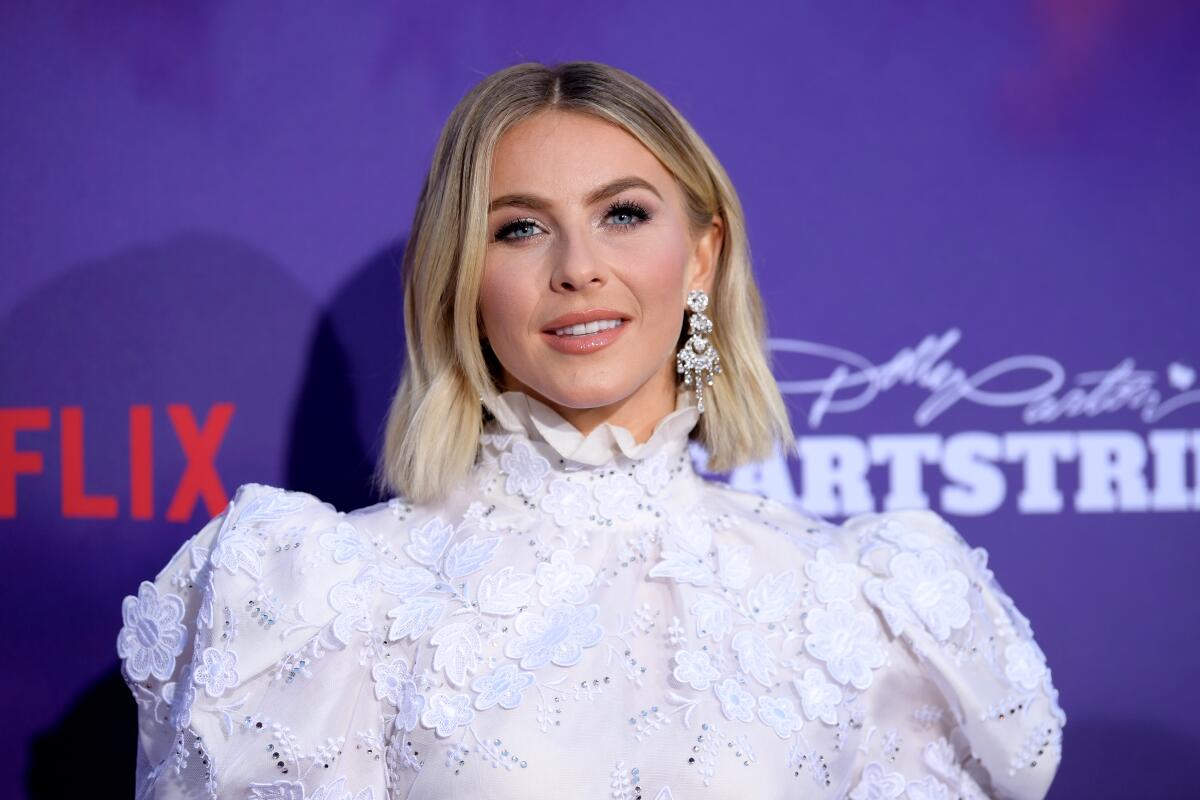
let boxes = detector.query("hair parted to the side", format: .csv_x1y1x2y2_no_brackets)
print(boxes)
372,60,796,505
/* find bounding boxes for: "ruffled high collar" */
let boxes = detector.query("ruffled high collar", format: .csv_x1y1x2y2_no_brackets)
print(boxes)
482,387,700,469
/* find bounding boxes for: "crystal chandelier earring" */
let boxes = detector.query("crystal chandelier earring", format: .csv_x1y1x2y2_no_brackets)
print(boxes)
676,288,721,413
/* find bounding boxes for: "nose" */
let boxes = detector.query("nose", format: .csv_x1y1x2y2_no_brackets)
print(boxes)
548,227,607,292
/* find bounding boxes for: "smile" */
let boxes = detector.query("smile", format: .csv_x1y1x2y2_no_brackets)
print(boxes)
540,319,629,355
552,319,624,336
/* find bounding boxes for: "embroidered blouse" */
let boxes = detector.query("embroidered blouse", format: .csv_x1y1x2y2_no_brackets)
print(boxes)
118,388,1065,799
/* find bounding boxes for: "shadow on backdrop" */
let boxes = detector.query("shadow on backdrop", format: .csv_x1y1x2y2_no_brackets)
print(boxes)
19,233,408,796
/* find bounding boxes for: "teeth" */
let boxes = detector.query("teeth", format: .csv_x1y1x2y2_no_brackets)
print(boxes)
553,319,624,336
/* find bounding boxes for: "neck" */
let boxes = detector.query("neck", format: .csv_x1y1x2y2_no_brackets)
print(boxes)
500,364,678,443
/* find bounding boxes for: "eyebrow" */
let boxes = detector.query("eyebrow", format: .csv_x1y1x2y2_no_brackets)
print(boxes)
488,175,663,213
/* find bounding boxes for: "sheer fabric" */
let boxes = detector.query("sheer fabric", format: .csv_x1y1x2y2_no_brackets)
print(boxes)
118,388,1064,799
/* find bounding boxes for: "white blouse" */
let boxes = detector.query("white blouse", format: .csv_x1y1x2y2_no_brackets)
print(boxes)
118,388,1065,799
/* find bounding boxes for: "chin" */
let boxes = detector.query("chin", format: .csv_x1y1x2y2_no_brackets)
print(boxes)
526,376,642,412
545,386,629,411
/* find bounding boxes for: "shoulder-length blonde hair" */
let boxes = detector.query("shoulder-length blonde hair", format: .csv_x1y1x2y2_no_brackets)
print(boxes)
373,60,795,504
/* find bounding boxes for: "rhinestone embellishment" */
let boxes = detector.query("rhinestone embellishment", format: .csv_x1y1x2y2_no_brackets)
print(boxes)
676,289,721,413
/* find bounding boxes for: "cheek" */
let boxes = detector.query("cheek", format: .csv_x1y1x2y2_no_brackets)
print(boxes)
624,236,689,334
479,263,533,344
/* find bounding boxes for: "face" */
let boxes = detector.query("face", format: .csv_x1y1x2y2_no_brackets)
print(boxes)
479,110,721,431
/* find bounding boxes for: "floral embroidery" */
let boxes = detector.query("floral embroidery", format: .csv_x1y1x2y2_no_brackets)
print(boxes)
207,489,312,580
593,473,643,521
538,478,592,527
470,663,536,710
430,622,484,686
757,694,804,738
328,568,379,647
499,440,551,497
192,647,239,697
804,600,886,690
386,596,445,642
860,576,920,638
905,775,952,800
881,549,970,641
671,649,721,691
648,548,714,587
320,521,368,564
372,658,425,732
420,692,476,737
747,569,800,624
443,534,502,579
404,516,454,567
715,543,752,591
535,549,595,605
793,667,843,725
849,761,906,799
714,677,756,723
505,602,604,669
690,593,733,642
378,563,437,598
476,566,535,616
1004,640,1049,690
805,548,859,603
731,629,778,687
869,517,934,552
648,510,717,586
117,580,187,682
633,452,671,494
207,516,264,580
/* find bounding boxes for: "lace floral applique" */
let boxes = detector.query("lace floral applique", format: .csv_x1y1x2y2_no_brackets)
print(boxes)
803,601,887,690
881,549,971,642
499,441,551,497
118,581,187,682
849,761,907,799
505,602,604,670
793,667,843,725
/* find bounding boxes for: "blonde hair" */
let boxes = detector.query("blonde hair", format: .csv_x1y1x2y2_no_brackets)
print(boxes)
373,61,795,504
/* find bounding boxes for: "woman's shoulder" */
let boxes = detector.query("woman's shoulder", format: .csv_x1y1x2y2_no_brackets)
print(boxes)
696,478,987,568
695,481,1040,644
119,482,365,682
118,482,406,794
699,484,1064,794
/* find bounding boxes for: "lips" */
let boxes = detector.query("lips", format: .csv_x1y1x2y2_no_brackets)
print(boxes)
539,308,631,355
540,307,631,332
550,318,624,336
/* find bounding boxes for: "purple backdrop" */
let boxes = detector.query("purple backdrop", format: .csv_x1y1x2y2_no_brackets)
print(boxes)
2,2,1198,797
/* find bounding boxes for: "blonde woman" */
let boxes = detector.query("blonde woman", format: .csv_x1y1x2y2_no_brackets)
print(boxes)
118,61,1064,799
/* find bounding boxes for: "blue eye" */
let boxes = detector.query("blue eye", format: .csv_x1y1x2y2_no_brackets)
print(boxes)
493,218,544,242
603,199,651,230
492,199,652,244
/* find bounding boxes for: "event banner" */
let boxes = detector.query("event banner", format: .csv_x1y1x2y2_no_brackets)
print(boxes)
2,4,1197,798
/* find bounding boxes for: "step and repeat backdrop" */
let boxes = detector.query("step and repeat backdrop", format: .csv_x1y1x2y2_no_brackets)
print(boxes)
2,3,1197,798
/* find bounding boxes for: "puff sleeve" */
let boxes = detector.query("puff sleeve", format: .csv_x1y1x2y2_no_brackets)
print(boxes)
117,483,392,799
841,509,1065,800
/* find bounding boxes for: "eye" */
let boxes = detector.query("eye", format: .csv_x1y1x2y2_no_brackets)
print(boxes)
493,218,545,243
603,199,651,230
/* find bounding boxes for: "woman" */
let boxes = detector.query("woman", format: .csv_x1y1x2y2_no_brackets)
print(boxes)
118,61,1064,799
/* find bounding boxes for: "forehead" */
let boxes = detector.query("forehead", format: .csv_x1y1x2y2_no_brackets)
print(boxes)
490,110,672,196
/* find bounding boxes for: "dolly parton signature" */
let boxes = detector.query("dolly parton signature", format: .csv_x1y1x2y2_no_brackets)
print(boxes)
767,328,1199,429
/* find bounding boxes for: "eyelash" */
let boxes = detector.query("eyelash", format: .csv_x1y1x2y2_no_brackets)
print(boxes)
492,199,652,243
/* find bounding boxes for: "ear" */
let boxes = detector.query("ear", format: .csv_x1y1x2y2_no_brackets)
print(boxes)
688,212,723,296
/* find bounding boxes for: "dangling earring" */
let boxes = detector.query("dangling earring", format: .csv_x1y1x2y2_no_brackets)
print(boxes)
676,288,721,414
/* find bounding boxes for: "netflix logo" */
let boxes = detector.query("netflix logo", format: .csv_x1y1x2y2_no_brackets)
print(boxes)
0,403,235,520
